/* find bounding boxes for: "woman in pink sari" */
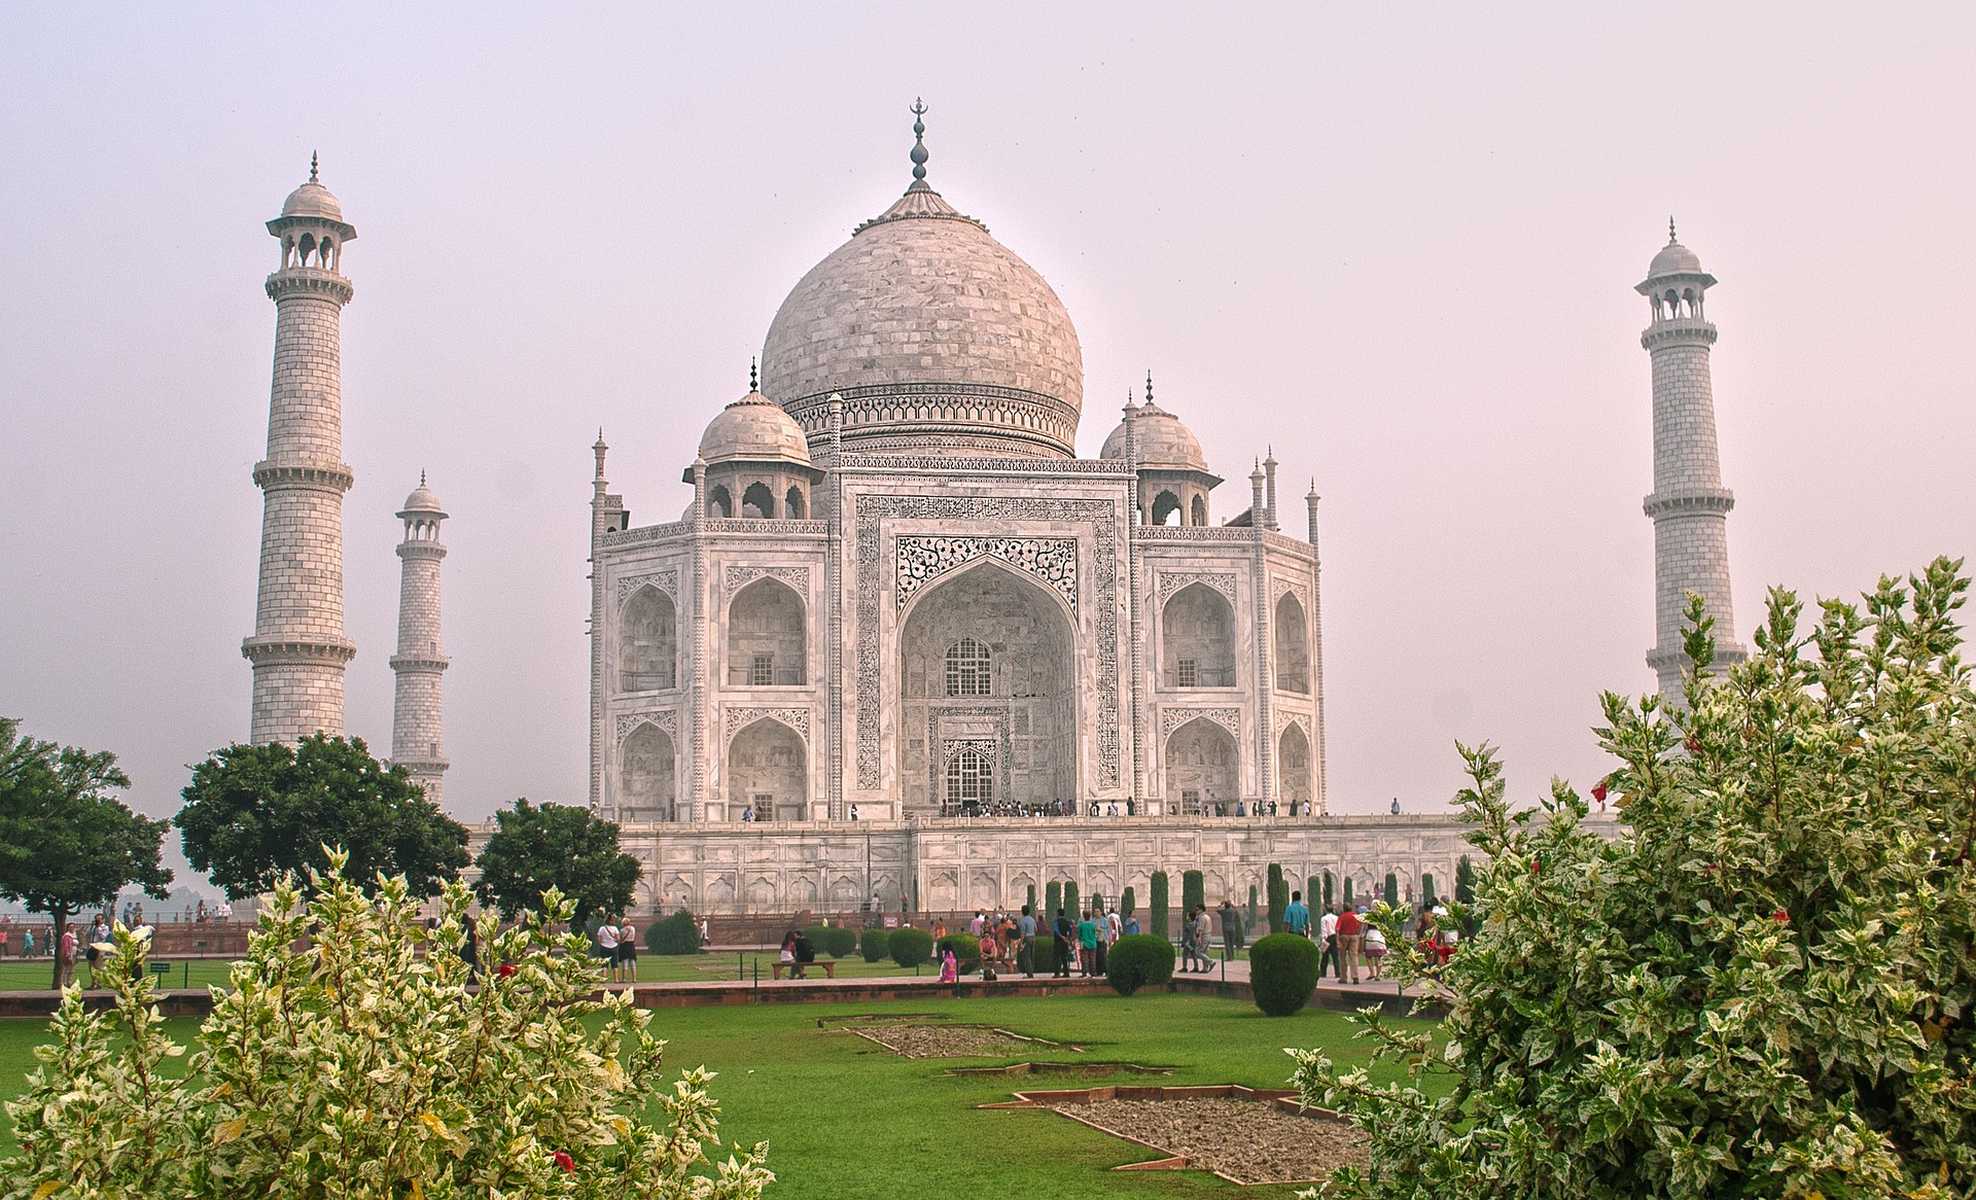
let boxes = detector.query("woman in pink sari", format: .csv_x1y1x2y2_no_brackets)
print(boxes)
935,942,958,983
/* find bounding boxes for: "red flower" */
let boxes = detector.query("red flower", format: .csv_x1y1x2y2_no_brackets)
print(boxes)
1590,782,1608,803
553,1150,575,1173
497,962,517,979
1771,909,1789,925
1530,857,1541,875
1685,736,1701,754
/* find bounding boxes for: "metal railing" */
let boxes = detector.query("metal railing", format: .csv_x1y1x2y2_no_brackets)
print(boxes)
726,665,806,686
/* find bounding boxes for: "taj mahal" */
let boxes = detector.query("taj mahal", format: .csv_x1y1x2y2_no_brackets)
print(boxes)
236,105,1741,915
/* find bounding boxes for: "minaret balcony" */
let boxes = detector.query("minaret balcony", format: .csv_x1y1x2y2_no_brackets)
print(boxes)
1642,487,1735,519
242,635,358,666
265,269,354,304
389,653,450,673
1640,319,1718,350
396,540,448,561
254,460,355,492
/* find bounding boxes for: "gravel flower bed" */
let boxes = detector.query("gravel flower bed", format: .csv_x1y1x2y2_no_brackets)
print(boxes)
1051,1096,1367,1184
851,1023,1058,1058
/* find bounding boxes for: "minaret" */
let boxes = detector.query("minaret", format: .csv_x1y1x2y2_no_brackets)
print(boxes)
1263,447,1280,530
243,154,358,743
390,475,449,804
1638,219,1745,700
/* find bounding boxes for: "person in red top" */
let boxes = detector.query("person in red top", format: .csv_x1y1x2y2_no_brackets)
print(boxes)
1334,907,1363,984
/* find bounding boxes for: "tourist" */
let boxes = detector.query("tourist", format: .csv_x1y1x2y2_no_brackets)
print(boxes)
595,917,619,981
1016,905,1037,977
56,924,77,990
1363,924,1387,979
778,930,799,977
21,929,34,958
216,898,232,920
697,915,711,946
1285,890,1311,938
0,921,9,960
978,926,999,981
969,910,985,936
1192,907,1215,972
740,804,754,823
1052,910,1074,978
1123,910,1140,936
848,803,859,821
618,916,638,983
1317,905,1339,976
931,917,948,947
1178,906,1200,972
85,914,110,986
1076,910,1099,976
463,918,480,982
936,942,958,984
1216,899,1238,960
1335,904,1362,984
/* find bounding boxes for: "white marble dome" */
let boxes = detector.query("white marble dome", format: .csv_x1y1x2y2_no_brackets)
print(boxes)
399,481,444,515
1100,402,1210,473
760,180,1084,458
1648,237,1702,277
698,390,813,467
281,179,345,223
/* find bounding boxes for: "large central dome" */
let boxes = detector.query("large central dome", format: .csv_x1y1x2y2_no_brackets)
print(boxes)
760,109,1083,459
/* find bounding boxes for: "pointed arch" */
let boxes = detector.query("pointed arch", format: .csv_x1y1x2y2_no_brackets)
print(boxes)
621,723,676,821
1277,722,1311,808
1164,715,1237,815
727,577,806,686
1274,590,1309,694
620,586,678,692
725,713,807,820
1162,581,1237,688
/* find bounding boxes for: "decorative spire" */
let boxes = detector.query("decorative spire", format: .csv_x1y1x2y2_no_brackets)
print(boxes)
1265,444,1278,466
1668,215,1677,243
1145,370,1155,407
908,98,930,190
309,150,319,183
749,356,758,392
419,469,426,487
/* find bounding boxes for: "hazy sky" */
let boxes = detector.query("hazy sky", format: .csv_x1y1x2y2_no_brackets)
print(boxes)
4,6,1971,886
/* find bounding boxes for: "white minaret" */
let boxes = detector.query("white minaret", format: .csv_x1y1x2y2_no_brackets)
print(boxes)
243,154,358,743
1639,219,1745,701
390,475,449,804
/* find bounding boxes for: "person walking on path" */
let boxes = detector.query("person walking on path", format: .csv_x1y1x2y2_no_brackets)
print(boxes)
1216,900,1238,961
56,925,77,990
1052,910,1074,978
1285,890,1311,937
1318,906,1340,977
595,918,620,982
1076,910,1099,976
1017,906,1037,977
1335,905,1363,984
1178,905,1199,972
1363,924,1387,979
617,917,638,983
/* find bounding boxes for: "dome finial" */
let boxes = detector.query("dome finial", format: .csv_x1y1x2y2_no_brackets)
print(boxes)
1668,215,1677,243
1144,369,1154,407
749,356,758,392
310,150,319,183
908,98,930,190
420,468,426,487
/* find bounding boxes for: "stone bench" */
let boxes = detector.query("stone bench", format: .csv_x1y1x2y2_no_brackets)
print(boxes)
770,960,837,980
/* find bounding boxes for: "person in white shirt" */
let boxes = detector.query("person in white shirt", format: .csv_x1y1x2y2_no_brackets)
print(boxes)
1318,908,1340,977
595,919,620,982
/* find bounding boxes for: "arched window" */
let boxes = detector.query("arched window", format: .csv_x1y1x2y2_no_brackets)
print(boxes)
1162,582,1237,688
619,587,677,691
726,578,805,686
784,486,807,518
1152,490,1182,526
741,481,775,519
709,485,733,519
1190,495,1208,526
945,748,993,808
621,724,676,820
1274,592,1310,694
944,637,992,697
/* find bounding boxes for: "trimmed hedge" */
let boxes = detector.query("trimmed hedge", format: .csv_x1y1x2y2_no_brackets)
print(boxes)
645,909,700,955
1150,871,1170,940
1182,870,1204,920
1063,882,1081,923
937,932,981,974
1045,881,1062,925
1250,932,1322,1016
888,927,932,968
1106,933,1176,996
1121,886,1136,918
1267,863,1287,933
1028,930,1064,973
824,925,858,958
859,926,890,963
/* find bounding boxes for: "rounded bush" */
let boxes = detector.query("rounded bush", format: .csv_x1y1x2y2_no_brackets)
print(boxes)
645,909,701,955
888,927,932,968
812,924,857,958
1250,932,1321,1016
937,932,981,974
1106,933,1175,996
859,926,890,963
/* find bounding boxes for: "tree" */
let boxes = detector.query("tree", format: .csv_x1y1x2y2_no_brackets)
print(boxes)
1025,882,1036,914
1150,871,1170,939
1454,854,1475,903
474,798,642,927
1063,880,1081,921
1266,862,1288,932
0,852,770,1198
1044,879,1062,922
1421,873,1436,906
1120,885,1136,918
1292,561,1976,1198
1181,869,1204,917
1322,870,1334,910
177,734,468,898
1343,876,1354,906
0,720,173,989
1382,871,1397,907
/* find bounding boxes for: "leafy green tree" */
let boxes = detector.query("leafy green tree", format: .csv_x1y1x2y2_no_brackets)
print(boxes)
1149,871,1170,939
1181,869,1204,917
177,734,467,898
1293,560,1976,1198
0,852,769,1198
0,719,173,989
473,798,641,927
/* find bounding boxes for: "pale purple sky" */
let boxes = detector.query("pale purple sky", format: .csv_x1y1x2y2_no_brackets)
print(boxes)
3,8,1971,884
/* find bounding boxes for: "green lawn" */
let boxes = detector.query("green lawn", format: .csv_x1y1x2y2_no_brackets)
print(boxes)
0,991,1420,1198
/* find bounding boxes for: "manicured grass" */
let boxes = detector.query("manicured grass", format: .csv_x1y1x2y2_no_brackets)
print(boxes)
0,991,1420,1197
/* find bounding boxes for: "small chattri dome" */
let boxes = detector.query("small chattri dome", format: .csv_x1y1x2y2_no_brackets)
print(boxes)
1100,400,1209,473
1648,219,1702,277
282,179,345,222
697,390,813,468
401,482,443,514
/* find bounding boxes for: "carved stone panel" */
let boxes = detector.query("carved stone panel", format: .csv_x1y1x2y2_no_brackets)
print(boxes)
615,567,679,609
895,536,1078,614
